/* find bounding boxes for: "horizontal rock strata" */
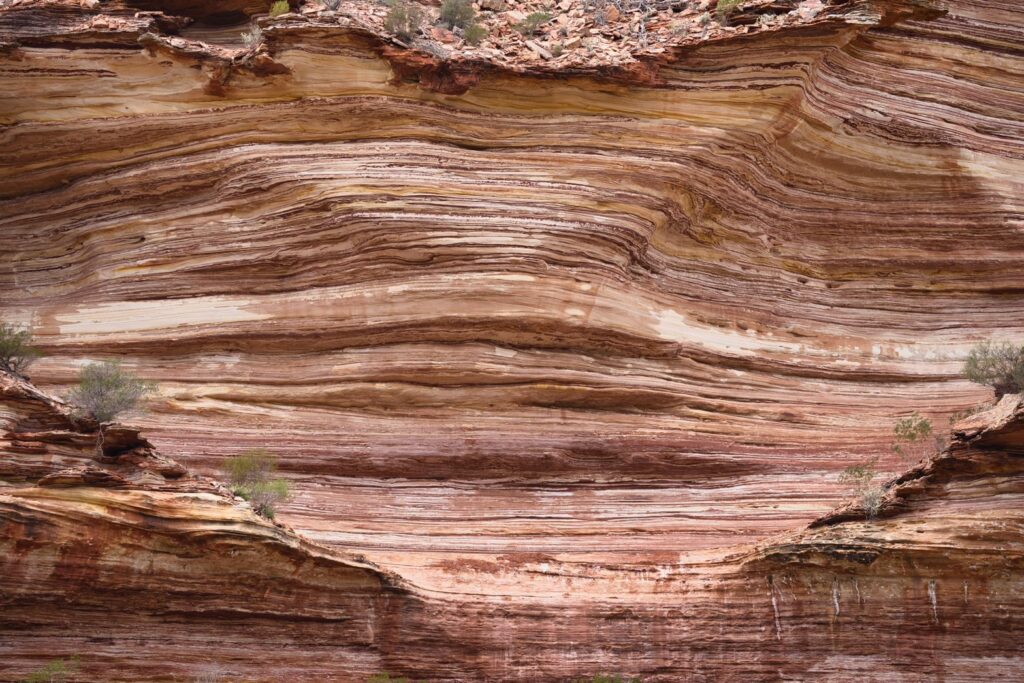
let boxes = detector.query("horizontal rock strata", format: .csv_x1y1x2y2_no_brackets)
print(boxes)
0,374,413,681
1,0,1023,679
2,381,1023,681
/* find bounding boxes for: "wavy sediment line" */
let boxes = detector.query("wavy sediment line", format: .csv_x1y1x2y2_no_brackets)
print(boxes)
3,375,1023,681
2,0,1024,678
3,0,1019,591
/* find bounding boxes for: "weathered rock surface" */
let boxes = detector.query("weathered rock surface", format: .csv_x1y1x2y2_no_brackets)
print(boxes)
1,0,1023,679
2,379,1023,681
0,373,414,681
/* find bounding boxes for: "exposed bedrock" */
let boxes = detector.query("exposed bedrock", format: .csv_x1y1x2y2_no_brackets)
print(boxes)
1,0,1023,678
0,373,411,680
1,379,1022,681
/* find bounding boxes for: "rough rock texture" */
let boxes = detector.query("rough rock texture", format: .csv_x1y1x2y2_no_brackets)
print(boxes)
2,378,1023,681
1,0,1023,679
0,373,414,681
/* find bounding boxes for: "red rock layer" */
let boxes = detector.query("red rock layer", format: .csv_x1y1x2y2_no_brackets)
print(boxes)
2,378,1023,681
0,373,414,681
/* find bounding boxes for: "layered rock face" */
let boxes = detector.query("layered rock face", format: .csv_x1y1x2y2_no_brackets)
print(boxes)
2,0,1023,679
3,374,1023,681
0,374,415,681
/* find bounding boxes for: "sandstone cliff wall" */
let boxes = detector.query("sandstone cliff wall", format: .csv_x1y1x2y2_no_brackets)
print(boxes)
1,0,1023,679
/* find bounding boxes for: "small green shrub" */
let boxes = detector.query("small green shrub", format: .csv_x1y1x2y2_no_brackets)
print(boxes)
269,0,291,17
226,449,291,519
368,674,425,683
838,460,876,489
385,0,424,40
948,402,989,425
67,360,156,424
716,0,742,21
463,22,487,45
838,459,883,519
439,0,475,29
516,11,551,34
962,341,1024,397
21,657,77,683
0,322,41,377
368,675,413,683
891,412,934,462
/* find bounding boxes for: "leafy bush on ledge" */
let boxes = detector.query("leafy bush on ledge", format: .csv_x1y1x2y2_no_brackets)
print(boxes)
67,360,156,424
369,674,431,683
891,412,937,463
0,321,41,377
226,449,291,519
463,22,487,45
962,341,1024,397
385,0,425,41
838,459,884,519
20,657,78,683
716,0,743,20
516,11,551,35
439,0,476,29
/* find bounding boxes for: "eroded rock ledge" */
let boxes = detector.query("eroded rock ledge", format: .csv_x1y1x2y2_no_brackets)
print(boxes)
0,373,412,681
2,376,1023,680
0,0,952,101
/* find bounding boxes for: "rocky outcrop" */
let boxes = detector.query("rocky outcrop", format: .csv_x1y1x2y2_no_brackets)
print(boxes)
2,380,1023,681
2,0,1023,679
741,395,1024,680
0,373,414,681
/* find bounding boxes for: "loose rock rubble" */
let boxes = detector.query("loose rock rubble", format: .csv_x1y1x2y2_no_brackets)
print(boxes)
289,0,831,68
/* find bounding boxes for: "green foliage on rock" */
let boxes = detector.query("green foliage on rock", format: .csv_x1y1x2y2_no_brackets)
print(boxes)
439,0,475,29
385,0,425,40
838,458,884,519
269,0,291,17
962,341,1024,397
368,674,428,683
838,460,877,489
891,412,935,462
226,449,291,519
716,0,743,19
21,657,77,683
0,322,41,377
516,11,551,34
67,360,156,423
463,22,487,45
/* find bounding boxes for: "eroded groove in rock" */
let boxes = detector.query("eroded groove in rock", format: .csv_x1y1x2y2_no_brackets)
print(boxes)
2,0,1023,679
